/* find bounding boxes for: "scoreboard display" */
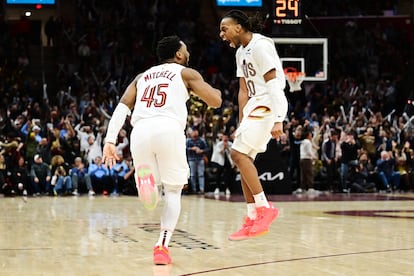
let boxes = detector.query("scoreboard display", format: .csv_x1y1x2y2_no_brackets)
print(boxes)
6,0,55,4
216,0,262,7
273,0,302,25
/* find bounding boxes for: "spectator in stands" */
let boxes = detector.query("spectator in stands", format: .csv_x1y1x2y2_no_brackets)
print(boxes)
186,129,208,194
115,128,129,158
0,138,23,177
209,133,234,195
376,150,400,192
278,132,291,160
349,152,377,193
321,130,341,191
10,156,29,196
88,156,111,195
120,157,136,195
110,153,130,196
376,128,393,158
50,154,72,196
71,157,95,196
358,127,376,162
84,133,103,166
340,130,359,193
36,137,52,165
50,128,64,156
405,142,414,191
297,128,318,195
30,154,51,196
75,122,95,155
58,117,79,165
288,122,303,191
0,153,11,195
22,123,42,163
394,142,411,191
22,122,42,143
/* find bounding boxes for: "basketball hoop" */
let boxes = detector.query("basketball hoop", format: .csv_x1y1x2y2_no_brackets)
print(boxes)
284,67,305,92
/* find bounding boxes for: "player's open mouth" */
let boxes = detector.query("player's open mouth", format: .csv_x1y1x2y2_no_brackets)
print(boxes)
223,38,235,48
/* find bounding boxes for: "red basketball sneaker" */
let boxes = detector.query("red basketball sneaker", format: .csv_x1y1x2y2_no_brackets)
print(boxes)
248,202,279,237
228,217,254,241
153,245,171,265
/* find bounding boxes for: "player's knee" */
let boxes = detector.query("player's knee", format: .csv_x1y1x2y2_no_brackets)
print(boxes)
164,184,184,194
231,149,246,165
230,149,239,162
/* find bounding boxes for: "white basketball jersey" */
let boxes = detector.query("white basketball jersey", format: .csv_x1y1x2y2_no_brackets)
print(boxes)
131,63,189,129
235,33,285,97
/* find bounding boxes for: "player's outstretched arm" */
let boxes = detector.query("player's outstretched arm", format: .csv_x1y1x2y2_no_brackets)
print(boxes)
118,73,142,109
103,74,141,168
182,68,222,108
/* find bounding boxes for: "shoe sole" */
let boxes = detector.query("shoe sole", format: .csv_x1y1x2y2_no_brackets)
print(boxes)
228,234,250,241
153,258,171,265
136,165,159,210
229,229,269,241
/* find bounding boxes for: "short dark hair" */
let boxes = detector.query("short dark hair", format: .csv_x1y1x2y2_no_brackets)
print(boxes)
302,128,312,139
156,35,182,62
222,10,264,33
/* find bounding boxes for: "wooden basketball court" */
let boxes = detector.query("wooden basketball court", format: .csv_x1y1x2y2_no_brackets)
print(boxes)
1,192,413,275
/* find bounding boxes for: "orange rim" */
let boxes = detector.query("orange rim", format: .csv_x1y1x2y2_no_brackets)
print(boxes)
284,67,305,82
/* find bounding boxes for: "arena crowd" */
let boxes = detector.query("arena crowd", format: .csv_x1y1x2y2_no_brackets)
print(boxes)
0,0,413,197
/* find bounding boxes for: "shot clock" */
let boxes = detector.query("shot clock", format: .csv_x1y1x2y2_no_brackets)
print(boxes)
273,0,302,25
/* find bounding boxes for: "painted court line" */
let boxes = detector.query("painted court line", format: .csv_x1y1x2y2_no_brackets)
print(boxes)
180,247,414,275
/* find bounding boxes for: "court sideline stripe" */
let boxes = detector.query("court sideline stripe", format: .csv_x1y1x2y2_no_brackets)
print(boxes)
180,247,414,275
0,247,53,251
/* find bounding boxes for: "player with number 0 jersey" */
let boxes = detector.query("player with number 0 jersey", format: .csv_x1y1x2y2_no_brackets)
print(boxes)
219,10,288,241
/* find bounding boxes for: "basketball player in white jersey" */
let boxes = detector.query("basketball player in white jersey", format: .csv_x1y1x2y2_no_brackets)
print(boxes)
219,10,288,240
102,36,222,265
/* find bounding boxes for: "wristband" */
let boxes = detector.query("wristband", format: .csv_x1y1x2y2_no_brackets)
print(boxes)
266,79,288,122
105,103,131,144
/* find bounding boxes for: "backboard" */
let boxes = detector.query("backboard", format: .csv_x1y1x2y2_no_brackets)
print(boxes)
273,37,328,81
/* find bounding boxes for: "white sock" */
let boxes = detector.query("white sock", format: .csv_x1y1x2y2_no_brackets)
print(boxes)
247,203,257,219
156,184,183,248
156,229,173,248
253,192,270,208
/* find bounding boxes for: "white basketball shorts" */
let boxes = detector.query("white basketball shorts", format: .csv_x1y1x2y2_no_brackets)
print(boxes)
130,117,189,186
232,95,274,159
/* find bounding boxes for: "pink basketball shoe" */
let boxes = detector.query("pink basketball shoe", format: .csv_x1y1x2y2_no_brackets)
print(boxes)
136,165,159,210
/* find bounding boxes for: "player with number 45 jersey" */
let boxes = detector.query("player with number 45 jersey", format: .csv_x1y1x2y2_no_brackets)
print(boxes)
102,36,222,265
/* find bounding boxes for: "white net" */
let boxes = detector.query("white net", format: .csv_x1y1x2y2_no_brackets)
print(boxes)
286,72,305,92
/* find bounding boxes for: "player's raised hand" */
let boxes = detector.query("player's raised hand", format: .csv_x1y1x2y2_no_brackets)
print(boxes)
103,142,119,169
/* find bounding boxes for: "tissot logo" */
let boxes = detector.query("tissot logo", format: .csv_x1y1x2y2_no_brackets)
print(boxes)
236,172,284,181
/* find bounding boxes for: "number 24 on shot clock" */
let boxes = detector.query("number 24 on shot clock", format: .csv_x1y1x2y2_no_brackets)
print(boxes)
274,0,302,25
